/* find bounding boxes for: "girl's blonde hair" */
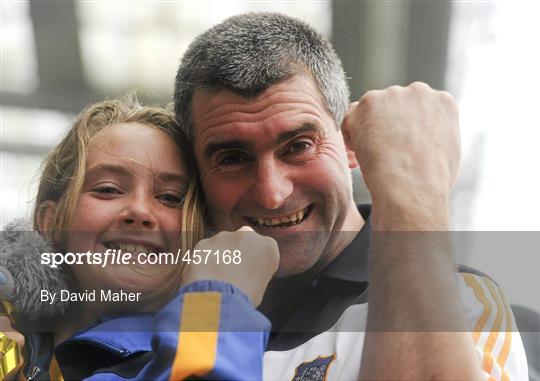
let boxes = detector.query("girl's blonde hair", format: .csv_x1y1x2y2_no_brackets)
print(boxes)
33,95,204,298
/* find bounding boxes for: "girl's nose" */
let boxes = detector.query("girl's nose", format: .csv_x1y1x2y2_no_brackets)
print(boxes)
117,195,158,229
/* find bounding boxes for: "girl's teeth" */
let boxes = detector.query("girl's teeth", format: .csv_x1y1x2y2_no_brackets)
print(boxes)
109,243,155,253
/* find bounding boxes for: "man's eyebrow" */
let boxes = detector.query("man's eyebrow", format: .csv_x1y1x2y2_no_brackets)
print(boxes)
204,140,251,159
203,124,321,159
276,124,321,145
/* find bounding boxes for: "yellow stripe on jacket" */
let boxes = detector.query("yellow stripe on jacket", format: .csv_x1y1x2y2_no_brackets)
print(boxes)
170,292,221,380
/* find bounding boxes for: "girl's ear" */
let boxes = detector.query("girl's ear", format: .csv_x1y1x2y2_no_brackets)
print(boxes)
36,201,58,235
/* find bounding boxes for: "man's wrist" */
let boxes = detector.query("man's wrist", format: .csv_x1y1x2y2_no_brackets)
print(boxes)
371,190,450,231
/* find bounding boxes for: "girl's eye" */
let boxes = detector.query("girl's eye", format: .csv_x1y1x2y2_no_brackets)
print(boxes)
157,193,184,208
93,186,122,194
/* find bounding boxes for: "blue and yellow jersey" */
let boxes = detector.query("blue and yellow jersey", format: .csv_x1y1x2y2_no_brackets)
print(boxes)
19,280,269,380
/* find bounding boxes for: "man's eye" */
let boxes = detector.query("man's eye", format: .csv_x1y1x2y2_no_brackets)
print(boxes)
287,141,312,154
217,152,249,165
157,193,184,208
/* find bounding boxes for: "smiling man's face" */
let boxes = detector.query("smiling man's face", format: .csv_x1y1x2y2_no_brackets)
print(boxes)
192,74,362,277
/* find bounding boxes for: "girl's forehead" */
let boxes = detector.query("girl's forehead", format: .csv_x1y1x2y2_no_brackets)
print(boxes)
87,122,187,177
92,122,171,144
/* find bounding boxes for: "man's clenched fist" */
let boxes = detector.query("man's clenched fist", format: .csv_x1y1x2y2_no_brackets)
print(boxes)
342,82,460,225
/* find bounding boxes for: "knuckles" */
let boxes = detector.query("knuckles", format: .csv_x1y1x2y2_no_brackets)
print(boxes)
355,82,458,118
409,81,432,92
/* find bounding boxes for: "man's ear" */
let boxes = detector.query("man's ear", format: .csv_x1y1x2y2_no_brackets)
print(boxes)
36,201,58,236
341,130,359,169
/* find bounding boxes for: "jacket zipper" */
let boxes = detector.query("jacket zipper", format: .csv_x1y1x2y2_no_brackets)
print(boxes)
24,333,41,380
25,337,130,379
68,337,131,357
26,365,40,381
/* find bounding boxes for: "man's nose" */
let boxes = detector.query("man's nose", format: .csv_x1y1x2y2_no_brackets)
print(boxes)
117,193,158,229
252,159,293,210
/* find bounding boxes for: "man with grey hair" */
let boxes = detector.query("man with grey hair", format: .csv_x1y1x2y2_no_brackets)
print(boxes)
174,12,527,381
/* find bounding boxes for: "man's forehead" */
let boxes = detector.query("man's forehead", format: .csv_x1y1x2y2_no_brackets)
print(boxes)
193,74,327,117
191,75,333,145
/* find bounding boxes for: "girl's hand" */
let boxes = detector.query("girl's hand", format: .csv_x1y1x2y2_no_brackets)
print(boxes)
182,226,279,306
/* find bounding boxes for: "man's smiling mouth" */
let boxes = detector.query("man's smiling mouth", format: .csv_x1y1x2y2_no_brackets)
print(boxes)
245,205,313,228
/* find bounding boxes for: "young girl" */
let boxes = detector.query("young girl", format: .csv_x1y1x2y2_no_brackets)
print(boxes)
0,98,278,380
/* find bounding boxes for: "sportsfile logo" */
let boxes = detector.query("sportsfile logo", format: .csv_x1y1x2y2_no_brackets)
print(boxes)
40,249,242,268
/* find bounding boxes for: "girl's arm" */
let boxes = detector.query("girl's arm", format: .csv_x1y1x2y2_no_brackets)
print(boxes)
140,280,270,381
138,227,279,381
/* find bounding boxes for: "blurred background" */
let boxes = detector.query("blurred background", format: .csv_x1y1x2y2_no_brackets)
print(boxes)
1,0,539,317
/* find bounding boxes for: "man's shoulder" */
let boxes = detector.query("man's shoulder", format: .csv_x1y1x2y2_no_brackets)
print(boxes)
457,264,497,284
320,205,371,283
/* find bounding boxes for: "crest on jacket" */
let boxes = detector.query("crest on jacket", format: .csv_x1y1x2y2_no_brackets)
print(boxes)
292,354,335,381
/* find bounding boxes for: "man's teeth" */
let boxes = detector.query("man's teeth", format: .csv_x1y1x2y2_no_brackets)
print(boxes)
255,208,308,227
106,242,157,254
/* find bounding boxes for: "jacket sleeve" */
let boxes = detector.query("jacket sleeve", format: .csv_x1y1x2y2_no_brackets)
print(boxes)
137,280,270,381
458,273,529,381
